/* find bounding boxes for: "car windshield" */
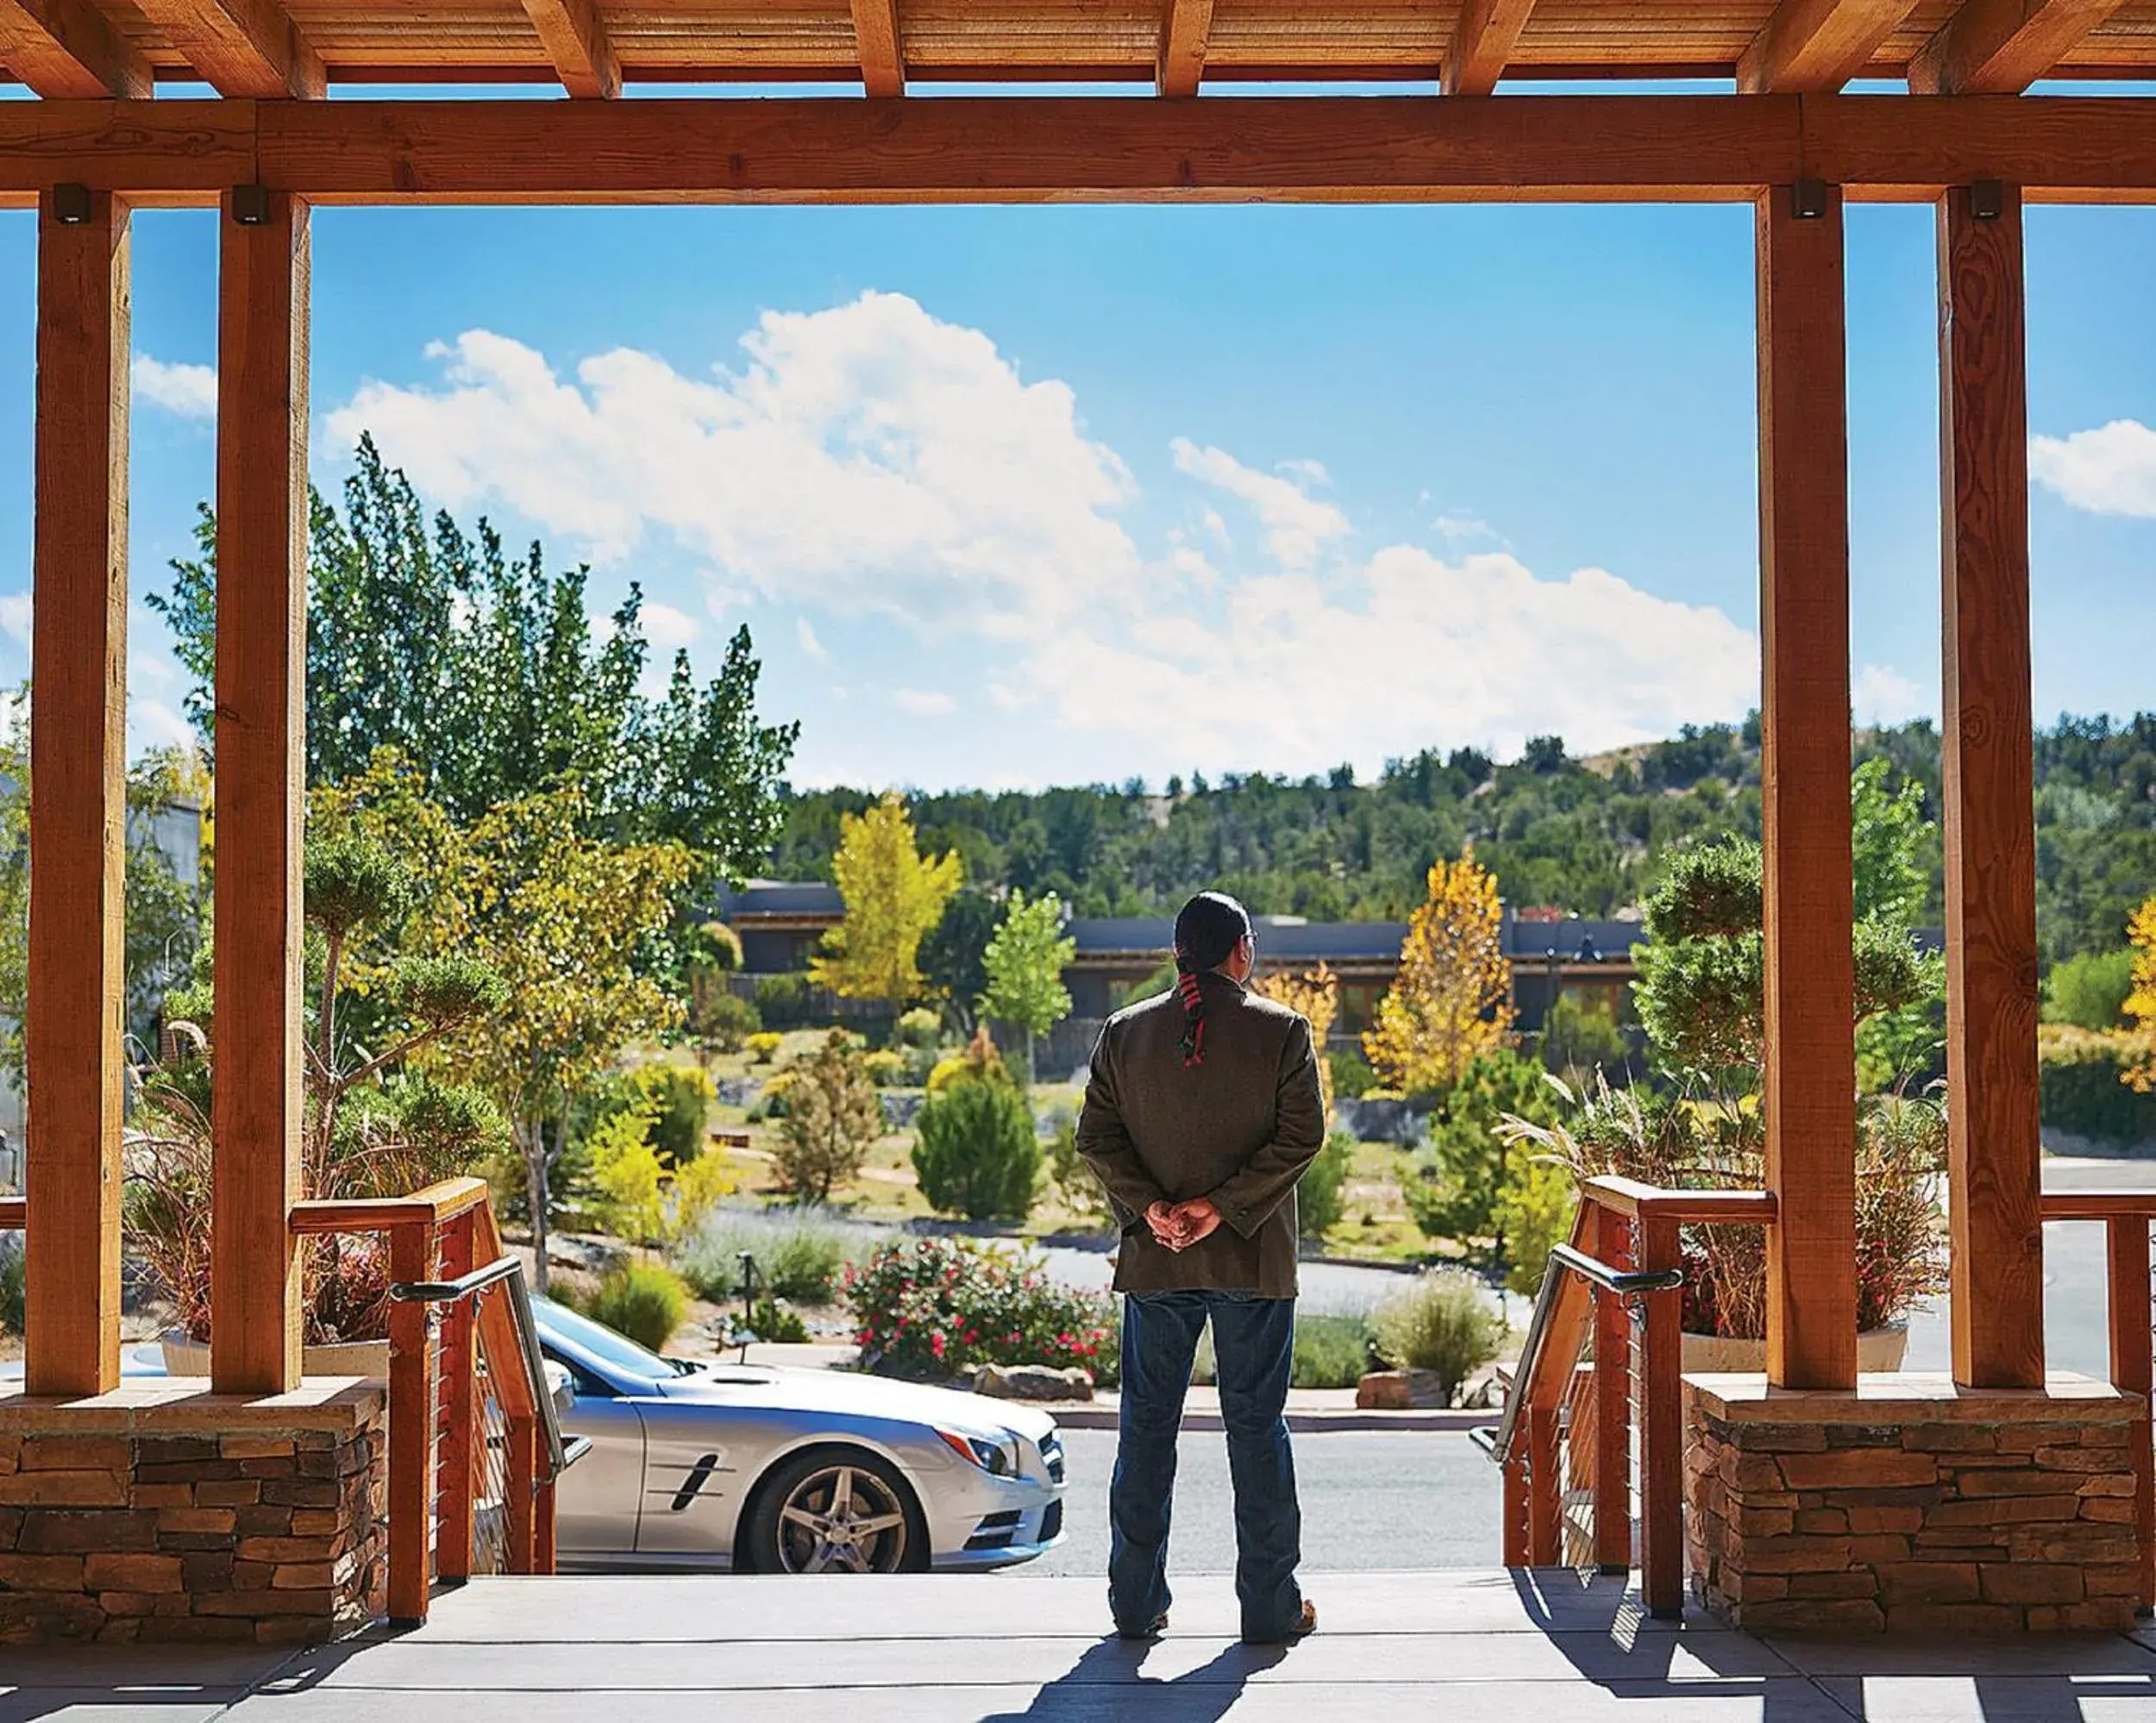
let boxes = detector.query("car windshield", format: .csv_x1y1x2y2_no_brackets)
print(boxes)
534,1297,697,1381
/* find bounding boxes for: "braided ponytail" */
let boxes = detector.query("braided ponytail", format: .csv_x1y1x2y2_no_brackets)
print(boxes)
1171,891,1253,1068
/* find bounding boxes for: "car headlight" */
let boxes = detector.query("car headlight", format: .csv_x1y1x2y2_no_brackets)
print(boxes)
937,1427,1023,1478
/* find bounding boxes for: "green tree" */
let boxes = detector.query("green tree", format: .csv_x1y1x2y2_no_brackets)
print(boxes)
775,1029,885,1202
148,435,796,893
978,891,1075,1081
2044,948,2136,1031
812,793,962,1009
919,888,1002,1031
1402,1048,1559,1264
912,1073,1040,1220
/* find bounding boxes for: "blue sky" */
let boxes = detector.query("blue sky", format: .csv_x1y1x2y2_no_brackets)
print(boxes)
0,174,2150,790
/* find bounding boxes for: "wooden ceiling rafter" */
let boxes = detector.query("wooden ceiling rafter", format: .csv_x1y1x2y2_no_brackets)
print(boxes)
1738,0,1923,93
521,0,620,99
849,0,903,97
1443,0,1538,97
1909,0,2131,93
0,0,148,97
1158,0,1213,97
128,0,323,98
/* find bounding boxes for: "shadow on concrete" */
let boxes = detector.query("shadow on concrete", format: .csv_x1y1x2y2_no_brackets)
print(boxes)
977,1634,1292,1721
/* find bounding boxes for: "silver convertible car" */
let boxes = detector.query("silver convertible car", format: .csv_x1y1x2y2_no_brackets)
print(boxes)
535,1299,1069,1575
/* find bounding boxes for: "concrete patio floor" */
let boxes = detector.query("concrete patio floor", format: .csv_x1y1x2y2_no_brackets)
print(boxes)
9,1571,2156,1721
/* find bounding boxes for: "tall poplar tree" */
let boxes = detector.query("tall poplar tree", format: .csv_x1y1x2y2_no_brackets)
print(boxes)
811,793,962,1009
1363,849,1515,1094
978,890,1075,1080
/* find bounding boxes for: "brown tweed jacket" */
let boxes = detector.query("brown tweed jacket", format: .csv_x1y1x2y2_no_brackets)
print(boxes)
1074,971,1326,1298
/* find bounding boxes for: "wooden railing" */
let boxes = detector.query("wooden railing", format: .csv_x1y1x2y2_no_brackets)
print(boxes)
0,1195,23,1229
2038,1188,2156,1614
291,1176,576,1626
1482,1176,1776,1618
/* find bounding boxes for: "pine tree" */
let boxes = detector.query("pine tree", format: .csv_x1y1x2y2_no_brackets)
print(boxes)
812,793,963,1008
1363,849,1514,1093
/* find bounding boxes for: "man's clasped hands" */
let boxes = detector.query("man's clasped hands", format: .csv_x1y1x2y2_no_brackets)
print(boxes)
1144,1196,1222,1253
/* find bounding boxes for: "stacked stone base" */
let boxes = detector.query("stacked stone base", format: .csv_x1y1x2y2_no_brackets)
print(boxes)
1684,1372,2145,1635
0,1377,386,1645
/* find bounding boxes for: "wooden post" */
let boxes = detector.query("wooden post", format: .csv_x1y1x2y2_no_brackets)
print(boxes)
24,185,130,1399
1501,1455,1529,1566
2106,1217,2154,1612
1592,1206,1633,1574
435,1211,477,1584
1526,1403,1561,1566
386,1219,436,1625
1756,179,1859,1392
210,186,310,1395
1637,1213,1684,1619
506,1411,539,1572
1939,180,2046,1391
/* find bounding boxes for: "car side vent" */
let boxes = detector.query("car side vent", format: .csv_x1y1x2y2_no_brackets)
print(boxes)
670,1453,723,1513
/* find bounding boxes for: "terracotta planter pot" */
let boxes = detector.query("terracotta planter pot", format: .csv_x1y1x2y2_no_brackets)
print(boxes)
1679,1321,1909,1375
160,1330,392,1382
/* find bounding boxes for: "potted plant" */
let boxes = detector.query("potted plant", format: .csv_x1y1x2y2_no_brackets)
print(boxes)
129,833,508,1379
1502,836,1948,1372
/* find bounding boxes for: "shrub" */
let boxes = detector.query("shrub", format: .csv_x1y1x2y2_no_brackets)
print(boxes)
615,1065,714,1167
912,1074,1041,1220
862,1048,909,1086
677,1205,883,1303
2045,949,2136,1032
577,1262,689,1353
1298,1130,1355,1237
1327,1049,1378,1100
928,1025,1008,1093
774,1029,884,1202
743,1294,808,1344
1292,1313,1375,1388
2040,1024,2156,1144
895,1006,943,1049
1044,1106,1114,1227
0,1233,22,1336
1494,1158,1576,1299
747,1031,785,1064
753,972,814,1026
1369,1271,1506,1405
696,991,762,1055
843,1236,1112,1381
587,1106,734,1247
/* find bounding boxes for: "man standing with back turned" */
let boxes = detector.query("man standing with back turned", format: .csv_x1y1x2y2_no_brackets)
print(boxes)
1075,890,1326,1645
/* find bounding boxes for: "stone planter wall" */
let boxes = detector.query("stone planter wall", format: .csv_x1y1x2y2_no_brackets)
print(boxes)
0,1378,386,1646
1684,1372,2144,1635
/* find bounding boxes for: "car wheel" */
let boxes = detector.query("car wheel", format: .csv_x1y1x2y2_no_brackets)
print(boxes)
743,1447,925,1575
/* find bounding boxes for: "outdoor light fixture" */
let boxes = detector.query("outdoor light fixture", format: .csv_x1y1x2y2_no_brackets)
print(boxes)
1791,178,1829,220
50,185,92,226
229,184,272,226
1971,179,2006,220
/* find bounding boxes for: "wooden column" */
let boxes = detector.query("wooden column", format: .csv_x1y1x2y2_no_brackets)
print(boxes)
24,186,130,1399
1938,181,2045,1391
210,187,310,1395
1756,180,1859,1391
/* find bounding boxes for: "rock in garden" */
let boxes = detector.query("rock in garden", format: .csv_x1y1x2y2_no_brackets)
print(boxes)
975,1364,1094,1402
1356,1369,1451,1410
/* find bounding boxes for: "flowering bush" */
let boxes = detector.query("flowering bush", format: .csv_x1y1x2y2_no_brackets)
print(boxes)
843,1235,1114,1382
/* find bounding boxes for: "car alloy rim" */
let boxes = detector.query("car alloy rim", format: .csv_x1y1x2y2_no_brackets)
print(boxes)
775,1464,908,1574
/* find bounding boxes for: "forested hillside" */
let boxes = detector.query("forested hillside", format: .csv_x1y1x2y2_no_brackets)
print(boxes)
771,716,2156,966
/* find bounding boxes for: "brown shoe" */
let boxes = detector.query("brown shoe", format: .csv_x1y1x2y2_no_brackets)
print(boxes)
1245,1600,1316,1645
1118,1612,1168,1642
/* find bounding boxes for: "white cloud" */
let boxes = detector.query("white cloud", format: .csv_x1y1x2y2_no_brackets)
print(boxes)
1432,511,1499,547
0,592,28,648
327,295,1766,785
1854,662,1930,726
2030,419,2156,517
134,355,218,420
326,292,1139,636
641,599,699,652
1171,438,1349,569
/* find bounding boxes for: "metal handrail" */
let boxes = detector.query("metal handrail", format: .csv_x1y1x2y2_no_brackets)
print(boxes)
391,1253,574,1480
1484,1242,1682,1466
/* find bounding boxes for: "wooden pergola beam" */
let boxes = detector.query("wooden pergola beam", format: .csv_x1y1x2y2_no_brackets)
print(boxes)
0,0,150,97
1910,0,2127,94
1443,0,1536,97
522,0,619,99
210,185,310,1397
1939,179,2046,1391
1756,179,1859,1392
24,186,129,1400
6,96,2156,204
1739,0,1921,93
130,0,324,98
1157,0,1213,97
849,0,902,97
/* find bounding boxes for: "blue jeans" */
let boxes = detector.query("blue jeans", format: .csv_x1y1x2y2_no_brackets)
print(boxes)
1108,1289,1303,1642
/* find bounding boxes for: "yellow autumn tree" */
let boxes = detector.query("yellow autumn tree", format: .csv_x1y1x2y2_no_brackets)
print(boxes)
811,793,962,1009
1254,962,1340,1116
1363,849,1514,1093
2127,895,2156,1093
